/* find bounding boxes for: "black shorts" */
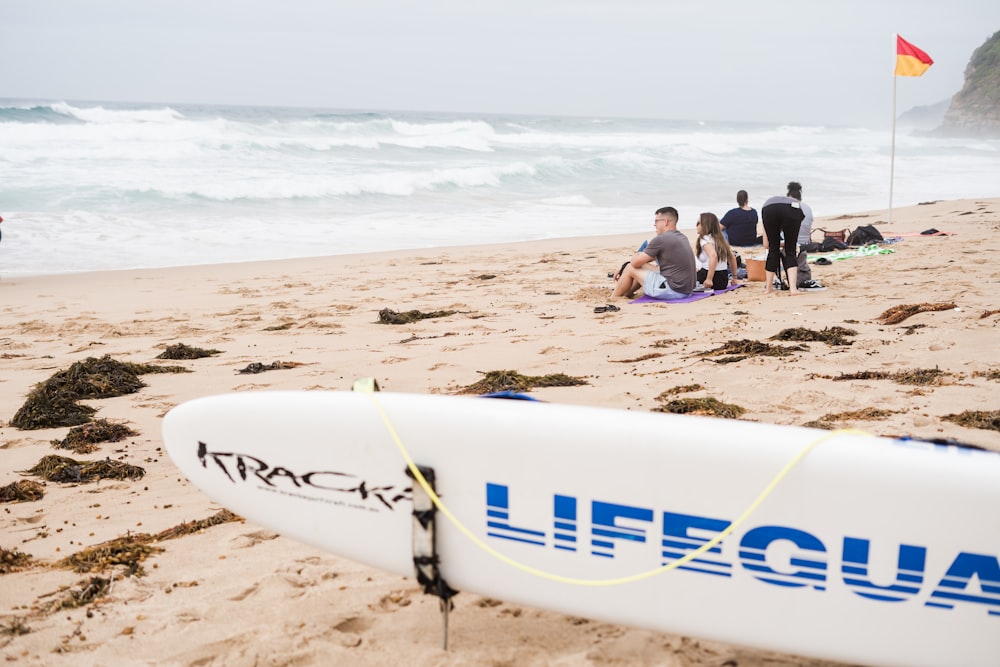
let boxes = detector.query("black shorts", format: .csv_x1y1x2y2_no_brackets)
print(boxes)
697,268,729,291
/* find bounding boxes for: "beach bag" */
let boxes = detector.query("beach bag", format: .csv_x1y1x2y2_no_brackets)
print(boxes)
746,257,766,281
847,224,884,246
819,237,848,252
812,226,850,244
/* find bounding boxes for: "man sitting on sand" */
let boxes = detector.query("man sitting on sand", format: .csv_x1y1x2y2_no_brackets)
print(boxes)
613,206,696,299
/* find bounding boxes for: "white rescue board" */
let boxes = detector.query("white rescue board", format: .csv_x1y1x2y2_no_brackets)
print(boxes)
161,391,1000,667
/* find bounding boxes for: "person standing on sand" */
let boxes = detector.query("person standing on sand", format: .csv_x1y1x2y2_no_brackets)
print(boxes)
788,183,826,291
720,190,761,247
761,188,804,295
612,207,696,300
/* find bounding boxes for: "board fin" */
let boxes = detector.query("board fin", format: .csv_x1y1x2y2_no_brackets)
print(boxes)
352,377,381,392
407,464,459,649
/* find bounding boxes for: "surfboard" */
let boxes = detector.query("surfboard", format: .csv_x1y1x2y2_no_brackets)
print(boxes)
161,390,1000,667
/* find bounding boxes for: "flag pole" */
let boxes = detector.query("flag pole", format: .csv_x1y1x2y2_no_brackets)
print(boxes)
890,34,934,226
889,72,897,226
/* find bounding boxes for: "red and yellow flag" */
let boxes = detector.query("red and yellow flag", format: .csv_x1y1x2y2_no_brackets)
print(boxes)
895,35,933,77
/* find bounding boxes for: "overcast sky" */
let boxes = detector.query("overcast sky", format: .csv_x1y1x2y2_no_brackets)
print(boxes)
1,1,998,127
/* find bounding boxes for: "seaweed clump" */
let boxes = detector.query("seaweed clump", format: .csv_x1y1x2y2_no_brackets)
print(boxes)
52,510,239,581
833,368,950,386
377,308,458,324
10,355,187,430
835,407,899,420
153,509,241,540
57,535,161,577
237,361,304,374
611,353,664,363
770,326,857,346
1,547,34,574
803,407,899,429
697,339,807,364
53,576,112,610
11,393,96,431
51,419,139,454
877,302,956,325
5,510,244,620
457,370,588,394
0,616,31,637
656,384,704,399
0,480,45,503
27,576,114,614
800,420,837,431
156,343,222,360
25,455,145,483
942,410,1000,432
653,397,746,419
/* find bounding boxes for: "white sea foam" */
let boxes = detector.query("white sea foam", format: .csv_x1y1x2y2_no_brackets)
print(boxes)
1,99,998,277
49,101,183,124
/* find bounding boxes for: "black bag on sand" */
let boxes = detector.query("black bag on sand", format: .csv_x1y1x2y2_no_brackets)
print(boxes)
847,224,884,246
819,237,848,252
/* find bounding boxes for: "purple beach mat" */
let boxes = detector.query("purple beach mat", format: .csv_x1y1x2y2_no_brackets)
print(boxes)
630,283,744,304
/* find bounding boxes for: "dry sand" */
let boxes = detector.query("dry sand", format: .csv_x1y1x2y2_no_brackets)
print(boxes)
1,198,998,666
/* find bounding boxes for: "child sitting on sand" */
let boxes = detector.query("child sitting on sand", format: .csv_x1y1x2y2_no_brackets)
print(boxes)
694,212,740,291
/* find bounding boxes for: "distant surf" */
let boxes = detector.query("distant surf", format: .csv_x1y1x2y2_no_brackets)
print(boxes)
1,99,997,276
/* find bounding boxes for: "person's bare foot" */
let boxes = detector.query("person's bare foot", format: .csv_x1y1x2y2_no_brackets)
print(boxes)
788,289,802,296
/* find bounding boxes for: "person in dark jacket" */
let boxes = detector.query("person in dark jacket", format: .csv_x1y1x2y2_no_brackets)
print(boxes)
719,190,761,246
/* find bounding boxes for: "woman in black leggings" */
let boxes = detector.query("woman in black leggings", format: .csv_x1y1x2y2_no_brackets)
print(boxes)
761,188,805,295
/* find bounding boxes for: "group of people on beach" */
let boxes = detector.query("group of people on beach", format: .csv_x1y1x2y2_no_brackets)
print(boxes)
612,182,825,300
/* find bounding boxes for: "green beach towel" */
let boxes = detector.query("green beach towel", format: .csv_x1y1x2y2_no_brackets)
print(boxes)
808,244,894,263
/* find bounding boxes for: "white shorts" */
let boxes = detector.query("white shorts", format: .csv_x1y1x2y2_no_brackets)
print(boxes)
643,271,690,300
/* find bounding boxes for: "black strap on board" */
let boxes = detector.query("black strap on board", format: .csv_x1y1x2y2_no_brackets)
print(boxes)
406,464,459,649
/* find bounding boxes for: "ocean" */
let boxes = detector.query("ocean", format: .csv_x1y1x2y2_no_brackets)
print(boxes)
2,99,998,277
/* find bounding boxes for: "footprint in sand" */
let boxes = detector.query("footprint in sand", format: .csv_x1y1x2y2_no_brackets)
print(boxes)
232,530,280,548
332,616,370,648
476,598,503,608
372,590,413,612
229,582,260,602
333,616,372,633
174,611,202,624
382,356,411,365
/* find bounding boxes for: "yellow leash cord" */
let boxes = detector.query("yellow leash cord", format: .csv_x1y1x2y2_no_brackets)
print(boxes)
365,390,869,587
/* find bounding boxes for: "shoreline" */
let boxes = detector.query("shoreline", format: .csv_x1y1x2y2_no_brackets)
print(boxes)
5,196,998,281
1,197,998,666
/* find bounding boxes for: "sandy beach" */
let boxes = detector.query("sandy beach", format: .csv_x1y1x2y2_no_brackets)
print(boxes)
2,198,998,667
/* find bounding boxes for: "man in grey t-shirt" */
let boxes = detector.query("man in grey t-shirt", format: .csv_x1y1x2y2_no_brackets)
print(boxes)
613,206,696,300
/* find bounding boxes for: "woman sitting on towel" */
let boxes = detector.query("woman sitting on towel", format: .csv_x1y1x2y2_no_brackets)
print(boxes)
694,212,739,291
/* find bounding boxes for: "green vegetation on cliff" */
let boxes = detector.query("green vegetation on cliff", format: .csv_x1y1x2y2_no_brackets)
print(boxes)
955,30,1000,104
941,30,1000,136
